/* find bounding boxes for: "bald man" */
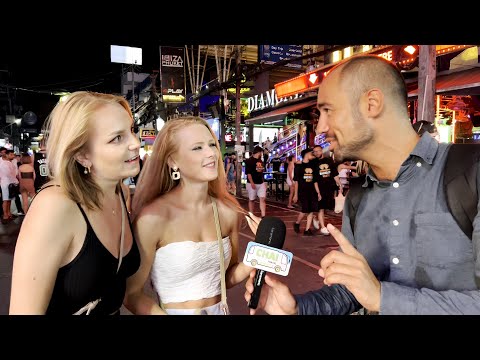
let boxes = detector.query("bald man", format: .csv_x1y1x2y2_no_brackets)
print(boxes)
244,54,480,315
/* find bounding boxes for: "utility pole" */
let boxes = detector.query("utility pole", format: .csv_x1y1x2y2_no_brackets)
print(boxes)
131,65,136,119
211,45,234,155
219,94,226,154
150,71,159,133
235,45,243,197
417,45,436,123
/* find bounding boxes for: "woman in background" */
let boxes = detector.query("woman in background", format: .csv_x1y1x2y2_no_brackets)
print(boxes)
225,152,237,195
286,155,296,209
18,153,36,214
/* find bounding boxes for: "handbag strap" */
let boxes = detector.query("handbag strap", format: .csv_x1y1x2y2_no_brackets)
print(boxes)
210,196,228,314
117,186,126,273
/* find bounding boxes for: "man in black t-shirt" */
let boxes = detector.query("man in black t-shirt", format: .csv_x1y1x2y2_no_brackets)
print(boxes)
292,148,320,236
311,145,342,235
33,149,49,192
270,153,282,172
245,145,266,218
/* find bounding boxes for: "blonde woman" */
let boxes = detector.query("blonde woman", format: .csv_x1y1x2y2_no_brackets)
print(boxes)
124,116,254,315
9,91,141,315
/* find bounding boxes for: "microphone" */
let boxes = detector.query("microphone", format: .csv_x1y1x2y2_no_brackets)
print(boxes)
248,216,287,309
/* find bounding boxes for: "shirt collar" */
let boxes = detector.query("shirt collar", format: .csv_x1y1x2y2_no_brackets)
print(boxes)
362,133,439,187
410,132,438,165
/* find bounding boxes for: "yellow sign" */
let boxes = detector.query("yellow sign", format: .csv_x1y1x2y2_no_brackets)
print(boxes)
163,94,186,103
140,129,156,139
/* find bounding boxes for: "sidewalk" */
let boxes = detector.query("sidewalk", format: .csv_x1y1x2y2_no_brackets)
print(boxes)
236,185,293,209
0,217,23,315
1,189,343,315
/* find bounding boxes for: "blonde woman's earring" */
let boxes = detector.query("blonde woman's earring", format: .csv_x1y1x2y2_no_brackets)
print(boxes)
171,166,180,180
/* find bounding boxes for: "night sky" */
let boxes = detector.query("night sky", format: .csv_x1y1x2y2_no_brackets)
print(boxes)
2,39,163,129
2,20,476,132
7,40,160,90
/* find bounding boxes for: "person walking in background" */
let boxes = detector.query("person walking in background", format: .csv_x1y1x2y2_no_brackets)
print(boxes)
0,150,19,224
0,147,5,219
292,148,320,236
124,116,252,315
262,147,270,164
264,137,272,150
286,155,296,209
311,145,342,235
245,54,480,315
18,153,36,214
225,152,236,195
11,153,25,216
223,152,230,171
337,161,356,196
9,91,141,314
270,152,282,172
245,145,267,218
33,143,49,192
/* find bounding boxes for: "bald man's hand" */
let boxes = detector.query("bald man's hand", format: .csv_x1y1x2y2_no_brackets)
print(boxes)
318,224,381,312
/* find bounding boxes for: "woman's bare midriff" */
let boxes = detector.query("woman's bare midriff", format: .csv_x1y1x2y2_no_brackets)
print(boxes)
162,294,221,309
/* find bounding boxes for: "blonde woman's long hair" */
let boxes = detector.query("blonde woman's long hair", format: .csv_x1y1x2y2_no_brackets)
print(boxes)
132,116,244,220
43,91,133,210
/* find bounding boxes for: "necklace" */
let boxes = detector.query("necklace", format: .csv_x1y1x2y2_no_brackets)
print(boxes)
110,196,120,216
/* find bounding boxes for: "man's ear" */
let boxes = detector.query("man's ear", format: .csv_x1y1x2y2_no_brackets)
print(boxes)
363,88,384,118
74,151,90,168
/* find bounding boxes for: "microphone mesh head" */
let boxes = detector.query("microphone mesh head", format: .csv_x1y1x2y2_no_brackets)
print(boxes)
254,216,286,249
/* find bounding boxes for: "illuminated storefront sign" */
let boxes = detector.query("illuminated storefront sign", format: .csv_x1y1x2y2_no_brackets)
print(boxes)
247,89,303,113
377,50,394,61
259,45,304,69
225,133,246,142
160,46,186,103
140,129,156,139
275,45,477,100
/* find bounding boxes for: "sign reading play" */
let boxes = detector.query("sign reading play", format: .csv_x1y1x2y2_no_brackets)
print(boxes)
160,46,186,103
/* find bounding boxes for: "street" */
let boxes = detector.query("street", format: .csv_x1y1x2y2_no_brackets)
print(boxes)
0,197,343,315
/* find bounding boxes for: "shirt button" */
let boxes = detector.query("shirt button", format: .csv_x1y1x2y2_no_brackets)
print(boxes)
393,182,399,188
392,257,400,265
392,220,399,226
416,162,422,167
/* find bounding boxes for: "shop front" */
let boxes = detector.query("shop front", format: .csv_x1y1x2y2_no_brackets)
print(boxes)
407,65,480,144
245,92,318,161
240,89,318,198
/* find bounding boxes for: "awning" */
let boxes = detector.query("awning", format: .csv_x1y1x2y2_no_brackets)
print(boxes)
408,67,480,98
245,99,317,125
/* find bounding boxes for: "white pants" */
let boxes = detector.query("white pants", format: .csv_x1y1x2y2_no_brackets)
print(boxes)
164,302,228,315
246,182,266,200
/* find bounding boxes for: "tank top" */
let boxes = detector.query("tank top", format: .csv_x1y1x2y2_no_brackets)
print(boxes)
150,237,232,304
44,186,140,315
20,172,34,179
34,152,49,191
